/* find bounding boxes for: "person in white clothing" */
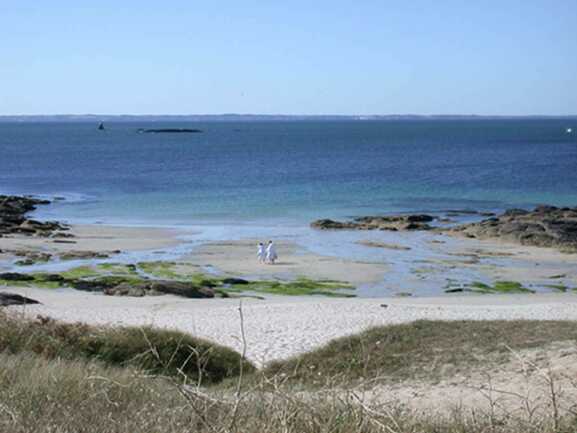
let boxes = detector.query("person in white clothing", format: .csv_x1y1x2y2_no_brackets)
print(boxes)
265,240,278,264
257,242,266,263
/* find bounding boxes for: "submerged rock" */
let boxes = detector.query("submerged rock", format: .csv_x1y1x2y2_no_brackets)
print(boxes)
449,205,577,251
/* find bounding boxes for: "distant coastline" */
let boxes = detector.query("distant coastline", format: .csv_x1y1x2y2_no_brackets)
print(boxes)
1,114,577,122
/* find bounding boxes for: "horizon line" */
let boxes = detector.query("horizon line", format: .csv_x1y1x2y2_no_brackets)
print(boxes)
2,113,577,119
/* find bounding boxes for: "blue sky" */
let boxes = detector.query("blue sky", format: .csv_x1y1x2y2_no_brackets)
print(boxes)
1,1,576,115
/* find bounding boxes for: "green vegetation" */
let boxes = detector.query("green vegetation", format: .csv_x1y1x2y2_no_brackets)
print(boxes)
97,262,138,275
138,260,182,279
445,280,534,294
0,312,253,383
234,277,354,297
264,320,577,388
1,315,577,432
0,277,61,289
545,284,569,292
1,262,356,298
470,280,534,293
60,265,101,279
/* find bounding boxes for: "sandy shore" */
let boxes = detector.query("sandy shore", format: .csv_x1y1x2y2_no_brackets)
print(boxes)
0,224,180,254
6,287,577,366
183,239,389,286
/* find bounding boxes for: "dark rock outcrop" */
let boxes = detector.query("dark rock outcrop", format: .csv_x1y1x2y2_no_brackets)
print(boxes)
0,272,35,281
0,292,40,306
0,195,69,238
67,277,214,298
449,205,577,251
138,128,203,134
311,214,435,231
103,280,214,298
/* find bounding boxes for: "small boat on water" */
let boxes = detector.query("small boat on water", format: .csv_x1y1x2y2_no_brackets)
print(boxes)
98,122,105,131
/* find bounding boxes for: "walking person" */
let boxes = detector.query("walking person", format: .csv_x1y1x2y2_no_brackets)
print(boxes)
265,240,278,264
257,242,266,263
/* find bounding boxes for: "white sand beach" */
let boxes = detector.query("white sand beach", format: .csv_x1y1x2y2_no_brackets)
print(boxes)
6,287,577,366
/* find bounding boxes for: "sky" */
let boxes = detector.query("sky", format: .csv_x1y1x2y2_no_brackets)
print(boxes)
1,1,576,116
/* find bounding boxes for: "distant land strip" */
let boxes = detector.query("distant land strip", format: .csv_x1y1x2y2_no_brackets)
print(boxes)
1,114,577,122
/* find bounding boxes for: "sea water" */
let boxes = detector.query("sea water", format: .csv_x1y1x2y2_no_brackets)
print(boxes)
1,118,576,226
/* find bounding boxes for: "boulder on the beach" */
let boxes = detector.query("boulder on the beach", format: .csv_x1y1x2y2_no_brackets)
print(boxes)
59,250,113,260
449,205,577,251
0,272,35,281
221,277,250,285
0,292,40,306
70,276,215,298
145,281,214,298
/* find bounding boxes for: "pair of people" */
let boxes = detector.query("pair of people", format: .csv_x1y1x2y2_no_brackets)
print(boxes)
257,240,278,264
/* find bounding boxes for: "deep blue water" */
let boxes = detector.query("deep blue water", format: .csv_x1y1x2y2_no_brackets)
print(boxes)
1,119,576,225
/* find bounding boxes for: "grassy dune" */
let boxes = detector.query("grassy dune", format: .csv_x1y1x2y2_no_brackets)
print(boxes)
0,312,253,384
2,312,577,432
264,320,577,387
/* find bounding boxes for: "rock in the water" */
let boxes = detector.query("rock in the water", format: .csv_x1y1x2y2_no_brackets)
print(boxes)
0,292,40,306
449,205,577,251
0,195,69,238
311,214,435,231
138,128,203,134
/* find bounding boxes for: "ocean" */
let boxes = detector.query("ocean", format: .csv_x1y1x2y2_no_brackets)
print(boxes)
1,118,576,226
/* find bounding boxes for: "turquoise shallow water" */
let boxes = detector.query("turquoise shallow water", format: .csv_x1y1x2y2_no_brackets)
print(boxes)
1,118,577,225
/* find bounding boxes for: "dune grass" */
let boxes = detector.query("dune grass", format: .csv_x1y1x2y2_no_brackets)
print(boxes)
0,311,253,384
264,320,577,388
2,322,577,432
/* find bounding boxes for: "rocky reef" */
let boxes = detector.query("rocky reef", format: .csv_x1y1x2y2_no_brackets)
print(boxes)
0,195,70,238
449,205,577,251
311,214,435,231
0,261,355,299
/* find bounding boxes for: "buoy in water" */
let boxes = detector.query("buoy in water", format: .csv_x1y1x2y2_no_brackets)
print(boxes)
567,127,573,134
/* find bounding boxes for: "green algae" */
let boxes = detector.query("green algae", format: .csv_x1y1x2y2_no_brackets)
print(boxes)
96,263,138,276
60,266,101,279
544,284,569,292
137,261,180,279
227,277,355,297
470,281,534,294
1,260,356,298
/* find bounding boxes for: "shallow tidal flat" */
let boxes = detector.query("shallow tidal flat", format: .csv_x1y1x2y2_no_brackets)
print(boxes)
2,211,577,365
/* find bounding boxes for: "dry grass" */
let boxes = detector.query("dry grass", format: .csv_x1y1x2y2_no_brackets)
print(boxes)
1,350,577,433
0,311,254,384
264,320,577,387
2,312,577,432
